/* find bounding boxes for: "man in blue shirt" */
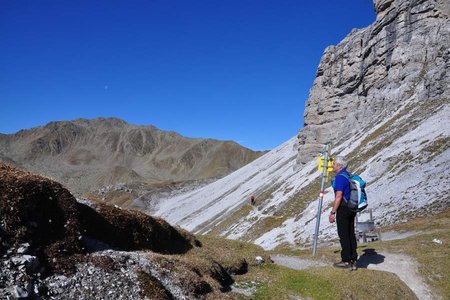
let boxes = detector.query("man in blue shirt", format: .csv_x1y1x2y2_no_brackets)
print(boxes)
329,156,357,270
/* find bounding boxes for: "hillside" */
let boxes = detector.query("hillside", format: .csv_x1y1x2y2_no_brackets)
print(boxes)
1,162,437,299
3,0,449,299
149,0,450,249
0,118,265,199
0,162,253,299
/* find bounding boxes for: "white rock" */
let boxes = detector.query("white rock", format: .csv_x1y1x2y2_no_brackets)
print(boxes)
255,256,265,264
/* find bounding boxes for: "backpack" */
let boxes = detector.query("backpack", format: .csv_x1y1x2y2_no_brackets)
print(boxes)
337,173,368,212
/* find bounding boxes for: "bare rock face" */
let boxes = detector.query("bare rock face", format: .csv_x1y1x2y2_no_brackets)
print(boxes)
297,0,450,163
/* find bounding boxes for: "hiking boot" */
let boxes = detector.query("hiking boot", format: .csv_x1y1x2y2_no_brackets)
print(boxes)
351,261,358,271
333,261,351,269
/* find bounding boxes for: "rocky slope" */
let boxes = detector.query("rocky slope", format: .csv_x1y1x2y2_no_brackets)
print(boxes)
0,118,264,198
149,0,450,250
0,162,247,299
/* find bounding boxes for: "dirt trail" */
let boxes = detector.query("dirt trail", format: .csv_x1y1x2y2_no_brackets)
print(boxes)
270,251,434,300
358,251,434,300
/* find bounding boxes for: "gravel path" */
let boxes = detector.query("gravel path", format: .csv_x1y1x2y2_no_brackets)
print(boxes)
358,251,433,300
380,230,426,241
270,254,327,270
270,251,434,300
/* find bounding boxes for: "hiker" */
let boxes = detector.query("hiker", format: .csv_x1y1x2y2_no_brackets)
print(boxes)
329,156,357,270
250,195,256,206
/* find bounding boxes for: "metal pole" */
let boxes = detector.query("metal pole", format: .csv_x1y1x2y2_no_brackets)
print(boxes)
312,143,330,256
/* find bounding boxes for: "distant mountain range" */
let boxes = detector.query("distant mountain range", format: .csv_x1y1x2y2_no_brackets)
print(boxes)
0,118,265,198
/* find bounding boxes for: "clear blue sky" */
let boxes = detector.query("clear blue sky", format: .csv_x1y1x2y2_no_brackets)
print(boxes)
1,1,375,150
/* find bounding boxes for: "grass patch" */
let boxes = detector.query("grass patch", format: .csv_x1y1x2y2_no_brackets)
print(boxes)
240,216,288,242
137,270,173,300
220,176,322,242
206,203,254,236
181,236,416,299
180,234,270,270
264,209,450,299
237,261,415,300
171,212,450,299
384,150,414,176
203,184,282,238
273,177,322,219
253,264,333,299
419,136,450,163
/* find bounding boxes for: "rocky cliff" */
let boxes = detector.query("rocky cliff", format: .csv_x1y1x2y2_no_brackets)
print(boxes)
0,118,264,197
297,0,449,163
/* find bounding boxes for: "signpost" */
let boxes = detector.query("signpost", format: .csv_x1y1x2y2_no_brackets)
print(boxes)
312,143,332,256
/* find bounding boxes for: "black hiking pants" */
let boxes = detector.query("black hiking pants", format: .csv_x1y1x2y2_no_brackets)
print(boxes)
336,205,357,262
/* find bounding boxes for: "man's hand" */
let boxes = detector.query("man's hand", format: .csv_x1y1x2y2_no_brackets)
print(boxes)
329,213,336,223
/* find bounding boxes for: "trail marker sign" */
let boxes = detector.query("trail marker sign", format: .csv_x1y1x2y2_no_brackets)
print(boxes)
317,156,333,172
312,144,332,256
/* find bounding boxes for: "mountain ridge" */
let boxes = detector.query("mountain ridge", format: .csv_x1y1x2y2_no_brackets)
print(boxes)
0,117,265,196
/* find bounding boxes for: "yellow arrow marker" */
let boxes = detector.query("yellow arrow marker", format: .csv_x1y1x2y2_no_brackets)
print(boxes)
327,157,333,171
317,156,334,172
317,156,324,171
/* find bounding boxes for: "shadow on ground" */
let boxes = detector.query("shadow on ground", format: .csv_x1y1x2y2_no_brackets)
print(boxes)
357,249,385,268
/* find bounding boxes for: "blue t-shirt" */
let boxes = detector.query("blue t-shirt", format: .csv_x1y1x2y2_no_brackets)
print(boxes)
332,168,351,202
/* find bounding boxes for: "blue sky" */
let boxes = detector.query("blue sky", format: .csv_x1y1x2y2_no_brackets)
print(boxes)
1,1,375,150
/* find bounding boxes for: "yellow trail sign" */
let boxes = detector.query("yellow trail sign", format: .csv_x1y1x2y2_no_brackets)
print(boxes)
317,156,334,172
313,143,332,256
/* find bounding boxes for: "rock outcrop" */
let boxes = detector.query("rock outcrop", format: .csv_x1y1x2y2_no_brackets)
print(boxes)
0,162,240,299
297,0,450,163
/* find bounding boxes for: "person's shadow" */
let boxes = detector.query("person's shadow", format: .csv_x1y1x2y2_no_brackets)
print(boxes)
356,248,385,268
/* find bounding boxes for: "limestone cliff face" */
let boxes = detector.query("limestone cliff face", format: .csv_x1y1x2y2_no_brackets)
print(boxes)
297,0,450,163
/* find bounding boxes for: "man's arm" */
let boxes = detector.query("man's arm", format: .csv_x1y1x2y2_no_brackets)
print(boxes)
332,191,343,212
329,191,343,223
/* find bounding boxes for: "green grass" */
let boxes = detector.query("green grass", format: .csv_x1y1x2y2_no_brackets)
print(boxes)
178,217,450,299
180,232,423,299
252,264,334,299
268,209,450,299
234,261,416,300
